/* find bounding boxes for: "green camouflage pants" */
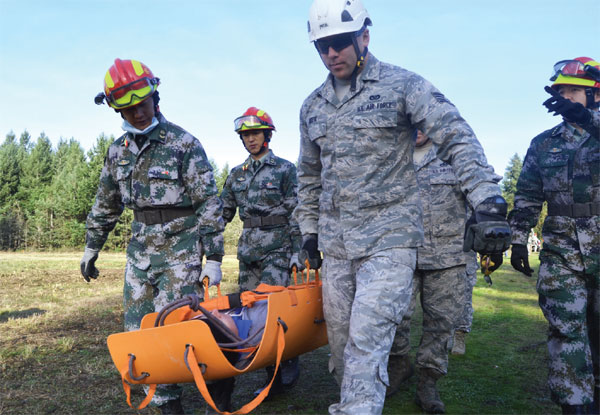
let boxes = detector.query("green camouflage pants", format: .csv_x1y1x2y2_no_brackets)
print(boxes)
538,249,599,405
390,264,466,375
238,251,290,292
123,260,202,406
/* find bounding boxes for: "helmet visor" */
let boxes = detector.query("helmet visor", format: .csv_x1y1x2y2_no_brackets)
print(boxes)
550,60,589,81
234,115,273,131
107,77,159,109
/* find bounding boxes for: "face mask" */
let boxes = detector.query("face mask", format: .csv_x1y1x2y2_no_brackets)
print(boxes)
121,116,159,136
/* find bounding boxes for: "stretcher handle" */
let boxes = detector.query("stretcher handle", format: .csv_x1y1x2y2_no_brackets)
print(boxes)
291,262,320,286
118,356,156,410
184,319,287,415
127,353,150,381
203,277,222,300
302,260,320,285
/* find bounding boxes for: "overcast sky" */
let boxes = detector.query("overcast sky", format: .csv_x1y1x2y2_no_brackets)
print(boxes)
1,0,599,176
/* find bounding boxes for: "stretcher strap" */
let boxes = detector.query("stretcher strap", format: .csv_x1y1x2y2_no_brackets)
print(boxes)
185,322,286,415
118,365,156,409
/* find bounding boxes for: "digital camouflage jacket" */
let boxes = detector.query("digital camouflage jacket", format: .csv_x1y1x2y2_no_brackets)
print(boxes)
221,150,302,263
85,113,224,270
509,112,600,274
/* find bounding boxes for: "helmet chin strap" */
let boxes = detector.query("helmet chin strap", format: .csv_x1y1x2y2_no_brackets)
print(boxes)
349,36,367,92
584,87,600,109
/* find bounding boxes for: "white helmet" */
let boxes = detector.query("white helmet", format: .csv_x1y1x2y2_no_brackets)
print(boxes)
307,0,372,42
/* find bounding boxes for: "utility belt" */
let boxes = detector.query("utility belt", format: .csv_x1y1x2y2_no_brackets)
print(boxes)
243,215,288,229
133,207,195,225
547,203,600,218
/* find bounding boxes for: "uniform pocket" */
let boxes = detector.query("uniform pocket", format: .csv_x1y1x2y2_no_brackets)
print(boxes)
586,151,600,187
260,181,282,206
308,121,326,142
148,167,184,204
539,154,569,192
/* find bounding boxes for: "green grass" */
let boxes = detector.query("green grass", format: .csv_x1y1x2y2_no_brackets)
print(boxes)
0,252,557,414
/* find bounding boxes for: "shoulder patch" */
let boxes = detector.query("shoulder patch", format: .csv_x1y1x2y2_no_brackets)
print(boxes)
118,159,130,166
432,92,454,106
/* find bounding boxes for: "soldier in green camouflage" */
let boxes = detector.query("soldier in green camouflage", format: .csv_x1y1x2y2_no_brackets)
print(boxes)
221,107,302,290
387,131,494,413
509,57,600,415
298,2,510,414
80,59,224,414
217,107,302,410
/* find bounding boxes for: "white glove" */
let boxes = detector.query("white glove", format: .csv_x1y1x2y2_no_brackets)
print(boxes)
200,260,222,287
289,253,305,272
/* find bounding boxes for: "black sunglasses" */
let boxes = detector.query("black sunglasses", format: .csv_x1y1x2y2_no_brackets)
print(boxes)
314,33,356,54
314,27,367,55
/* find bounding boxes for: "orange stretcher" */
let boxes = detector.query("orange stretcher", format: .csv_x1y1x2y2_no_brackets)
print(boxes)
106,268,327,414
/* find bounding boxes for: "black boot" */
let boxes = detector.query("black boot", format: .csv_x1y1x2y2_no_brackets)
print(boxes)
415,368,445,414
386,354,414,397
253,365,284,400
280,357,300,389
206,377,235,413
158,398,185,415
561,404,586,415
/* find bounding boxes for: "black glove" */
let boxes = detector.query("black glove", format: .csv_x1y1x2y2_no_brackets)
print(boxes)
463,196,511,257
510,244,533,277
298,234,322,270
80,248,99,282
543,86,592,125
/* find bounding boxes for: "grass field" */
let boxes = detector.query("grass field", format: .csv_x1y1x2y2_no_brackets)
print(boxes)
0,252,558,414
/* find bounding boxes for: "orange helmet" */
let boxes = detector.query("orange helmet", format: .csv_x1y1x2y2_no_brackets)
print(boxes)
233,107,275,133
550,57,600,90
94,58,160,109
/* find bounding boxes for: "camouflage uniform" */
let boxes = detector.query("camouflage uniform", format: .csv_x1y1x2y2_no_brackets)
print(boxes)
389,140,474,375
455,252,479,333
295,53,502,414
85,112,224,405
508,113,600,406
221,150,301,291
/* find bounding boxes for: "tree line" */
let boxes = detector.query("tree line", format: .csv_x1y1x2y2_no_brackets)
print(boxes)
0,130,240,252
0,130,542,252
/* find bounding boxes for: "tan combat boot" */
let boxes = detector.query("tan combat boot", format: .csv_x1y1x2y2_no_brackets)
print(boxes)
451,330,467,355
415,368,445,414
386,355,414,397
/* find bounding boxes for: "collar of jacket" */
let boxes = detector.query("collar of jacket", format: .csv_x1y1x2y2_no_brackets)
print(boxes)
552,121,593,143
242,149,276,170
124,112,169,147
319,52,380,103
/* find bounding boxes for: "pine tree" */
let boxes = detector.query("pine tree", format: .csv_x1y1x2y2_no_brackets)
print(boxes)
18,133,54,214
0,132,22,210
502,153,523,211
